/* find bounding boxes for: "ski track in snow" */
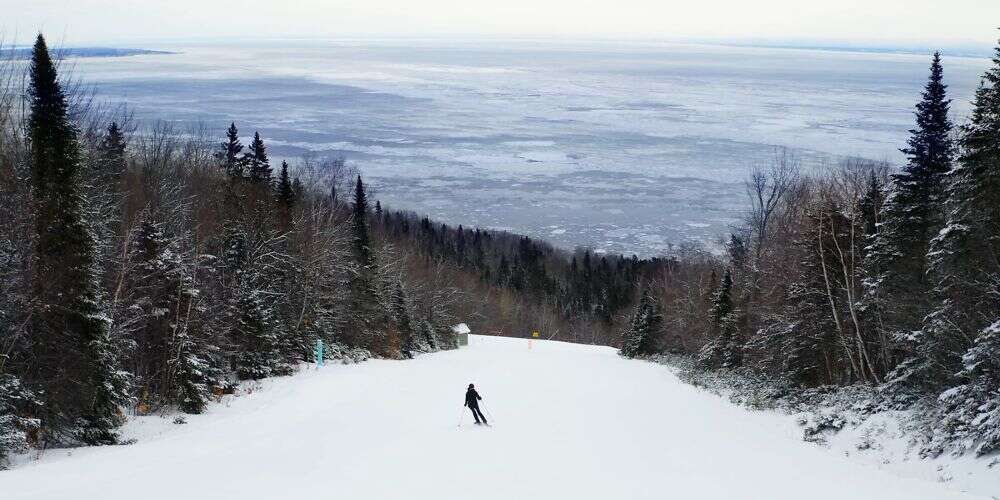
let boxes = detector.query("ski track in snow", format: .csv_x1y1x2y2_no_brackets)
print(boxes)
2,335,994,499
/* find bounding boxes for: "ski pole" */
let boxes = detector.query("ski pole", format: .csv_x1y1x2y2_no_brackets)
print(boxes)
480,402,496,425
457,405,465,428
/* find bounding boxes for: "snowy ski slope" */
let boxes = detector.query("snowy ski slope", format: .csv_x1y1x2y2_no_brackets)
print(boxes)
2,335,992,499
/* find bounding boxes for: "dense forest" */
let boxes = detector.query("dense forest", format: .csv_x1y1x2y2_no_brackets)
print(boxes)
1,33,999,466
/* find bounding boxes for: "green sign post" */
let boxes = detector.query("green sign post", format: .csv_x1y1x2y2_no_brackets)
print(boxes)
315,339,324,368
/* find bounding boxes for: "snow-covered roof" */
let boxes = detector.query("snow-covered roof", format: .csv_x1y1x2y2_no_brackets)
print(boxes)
451,323,471,334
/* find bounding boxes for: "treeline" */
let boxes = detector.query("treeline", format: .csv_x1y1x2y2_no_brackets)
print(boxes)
0,36,465,466
375,210,670,343
618,48,1000,457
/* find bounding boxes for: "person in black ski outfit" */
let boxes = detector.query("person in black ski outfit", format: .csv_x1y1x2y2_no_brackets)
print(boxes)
465,383,488,425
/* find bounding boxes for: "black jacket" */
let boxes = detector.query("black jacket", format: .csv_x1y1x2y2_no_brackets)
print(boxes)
465,388,481,408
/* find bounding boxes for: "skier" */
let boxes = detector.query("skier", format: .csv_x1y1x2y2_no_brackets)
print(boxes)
464,383,488,425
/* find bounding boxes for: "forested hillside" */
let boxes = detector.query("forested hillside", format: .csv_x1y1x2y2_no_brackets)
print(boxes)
0,36,473,465
614,48,1000,457
1,33,999,467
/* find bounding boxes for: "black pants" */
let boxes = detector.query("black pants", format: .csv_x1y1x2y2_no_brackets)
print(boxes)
468,405,488,424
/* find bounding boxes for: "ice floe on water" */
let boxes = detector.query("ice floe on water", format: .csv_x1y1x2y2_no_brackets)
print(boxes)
70,39,992,256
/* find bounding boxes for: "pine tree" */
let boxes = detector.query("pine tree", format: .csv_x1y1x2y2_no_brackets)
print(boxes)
27,34,130,444
170,325,220,414
229,288,283,380
245,131,271,185
222,226,286,380
217,122,244,177
94,121,127,181
89,121,128,264
0,374,40,469
698,269,740,368
858,170,886,239
125,219,217,412
352,176,373,269
619,287,663,358
345,176,388,350
418,318,439,351
867,53,955,382
392,279,422,357
276,161,295,207
918,41,1000,455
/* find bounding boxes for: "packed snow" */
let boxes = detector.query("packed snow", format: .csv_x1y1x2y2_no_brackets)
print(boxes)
3,335,995,499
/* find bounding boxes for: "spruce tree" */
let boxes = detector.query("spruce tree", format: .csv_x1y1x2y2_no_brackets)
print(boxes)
699,269,740,368
171,326,219,415
0,374,40,469
27,34,130,444
276,161,295,207
245,131,271,185
89,121,128,263
919,40,1000,454
222,225,286,380
619,287,663,358
94,121,127,181
352,176,373,269
392,279,422,357
346,176,385,350
125,219,217,412
229,288,283,380
217,122,244,177
867,53,954,379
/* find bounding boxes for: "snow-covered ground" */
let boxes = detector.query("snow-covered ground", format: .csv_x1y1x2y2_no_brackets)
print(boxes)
3,335,996,499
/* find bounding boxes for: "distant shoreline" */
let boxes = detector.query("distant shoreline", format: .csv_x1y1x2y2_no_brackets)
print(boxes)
2,47,175,59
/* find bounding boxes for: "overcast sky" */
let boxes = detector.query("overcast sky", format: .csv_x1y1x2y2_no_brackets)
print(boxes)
4,0,999,48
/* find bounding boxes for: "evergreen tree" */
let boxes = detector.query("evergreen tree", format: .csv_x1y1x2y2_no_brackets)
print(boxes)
867,53,955,380
918,41,1000,454
245,131,271,185
726,233,748,271
392,279,422,357
125,219,217,412
0,374,40,469
618,287,663,358
217,122,244,177
858,170,886,239
170,326,220,415
345,176,387,350
94,121,127,181
89,121,129,264
229,288,283,380
222,226,287,380
418,318,439,351
276,161,295,207
352,176,373,269
698,269,740,368
27,34,130,444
